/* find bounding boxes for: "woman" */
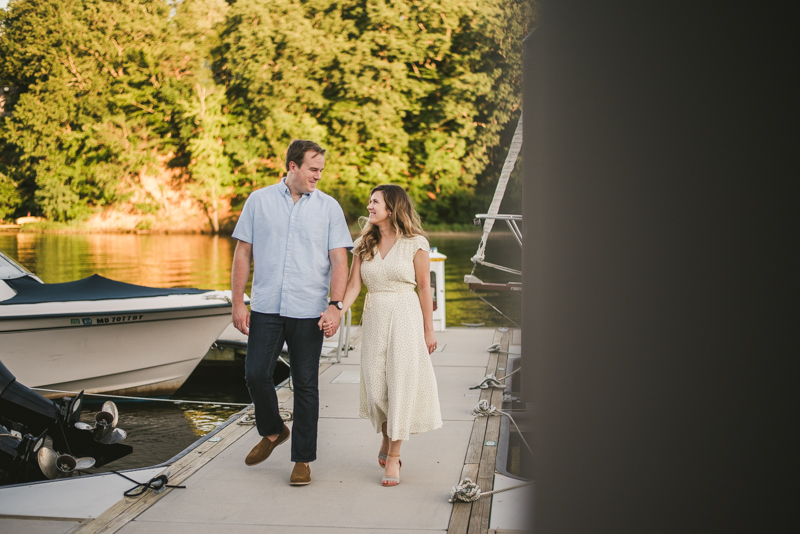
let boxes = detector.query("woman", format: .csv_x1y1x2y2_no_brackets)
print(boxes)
325,184,443,486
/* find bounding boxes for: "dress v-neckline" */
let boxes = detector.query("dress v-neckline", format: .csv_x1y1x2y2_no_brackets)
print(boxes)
378,236,400,261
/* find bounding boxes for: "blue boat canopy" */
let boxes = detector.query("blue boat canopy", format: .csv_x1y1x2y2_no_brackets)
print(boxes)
1,274,209,305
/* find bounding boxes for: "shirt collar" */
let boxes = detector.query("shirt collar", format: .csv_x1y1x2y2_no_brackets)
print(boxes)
280,176,314,198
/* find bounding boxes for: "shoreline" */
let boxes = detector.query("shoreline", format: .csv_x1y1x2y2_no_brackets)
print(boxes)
0,226,506,237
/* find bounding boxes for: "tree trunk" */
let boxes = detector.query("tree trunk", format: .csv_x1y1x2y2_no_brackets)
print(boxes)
210,187,219,234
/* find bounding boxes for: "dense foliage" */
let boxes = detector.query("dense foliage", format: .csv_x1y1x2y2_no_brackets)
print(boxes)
0,0,534,228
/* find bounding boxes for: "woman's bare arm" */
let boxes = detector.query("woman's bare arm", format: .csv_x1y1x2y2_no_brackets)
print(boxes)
414,248,437,353
341,254,363,316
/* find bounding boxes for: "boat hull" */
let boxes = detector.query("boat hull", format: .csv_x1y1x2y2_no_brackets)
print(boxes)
0,306,232,399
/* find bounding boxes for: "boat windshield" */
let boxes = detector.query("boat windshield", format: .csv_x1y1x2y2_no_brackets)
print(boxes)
0,251,33,280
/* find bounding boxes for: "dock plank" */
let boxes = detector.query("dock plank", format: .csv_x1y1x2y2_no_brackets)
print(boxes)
448,328,513,534
447,463,479,534
78,437,227,534
472,416,502,533
479,416,502,481
77,363,325,533
79,427,241,533
465,329,510,534
465,417,489,464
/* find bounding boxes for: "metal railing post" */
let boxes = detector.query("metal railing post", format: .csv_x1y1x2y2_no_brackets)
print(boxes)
335,309,352,363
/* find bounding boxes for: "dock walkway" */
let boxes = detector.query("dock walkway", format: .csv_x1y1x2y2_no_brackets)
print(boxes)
6,327,526,534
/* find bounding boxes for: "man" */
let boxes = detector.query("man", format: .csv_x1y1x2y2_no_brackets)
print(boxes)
231,139,352,486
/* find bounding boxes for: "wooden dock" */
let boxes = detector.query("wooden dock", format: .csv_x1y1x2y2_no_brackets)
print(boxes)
448,329,511,534
3,327,528,534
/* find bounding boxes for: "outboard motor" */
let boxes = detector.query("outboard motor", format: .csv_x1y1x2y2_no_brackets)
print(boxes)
74,401,127,445
0,426,48,484
0,361,61,430
0,360,131,483
60,390,85,426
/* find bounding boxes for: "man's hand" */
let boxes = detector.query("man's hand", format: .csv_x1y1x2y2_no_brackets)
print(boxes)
319,306,340,338
321,247,347,339
232,301,250,336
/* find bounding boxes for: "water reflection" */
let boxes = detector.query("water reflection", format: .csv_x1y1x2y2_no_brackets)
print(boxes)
180,405,240,435
6,233,237,293
76,400,243,473
0,231,521,326
72,363,257,472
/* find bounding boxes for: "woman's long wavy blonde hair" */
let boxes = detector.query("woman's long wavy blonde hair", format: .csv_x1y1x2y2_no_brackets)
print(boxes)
353,184,426,261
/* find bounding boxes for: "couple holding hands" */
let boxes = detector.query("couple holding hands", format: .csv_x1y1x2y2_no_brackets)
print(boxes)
231,140,442,487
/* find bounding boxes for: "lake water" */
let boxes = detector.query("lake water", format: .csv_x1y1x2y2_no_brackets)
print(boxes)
0,231,521,326
0,230,521,471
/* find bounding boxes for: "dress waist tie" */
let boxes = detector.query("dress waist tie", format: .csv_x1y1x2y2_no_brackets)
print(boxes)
364,289,415,308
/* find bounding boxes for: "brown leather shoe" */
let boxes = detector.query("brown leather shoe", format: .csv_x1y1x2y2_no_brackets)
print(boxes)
289,462,311,485
244,424,290,466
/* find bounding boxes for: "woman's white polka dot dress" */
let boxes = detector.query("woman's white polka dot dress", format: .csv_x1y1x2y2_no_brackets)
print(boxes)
354,234,443,441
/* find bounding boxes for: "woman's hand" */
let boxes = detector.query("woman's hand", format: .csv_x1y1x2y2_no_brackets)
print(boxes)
322,319,336,338
322,309,347,336
425,330,438,354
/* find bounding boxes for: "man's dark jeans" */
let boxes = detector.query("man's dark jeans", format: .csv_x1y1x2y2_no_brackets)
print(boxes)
245,312,324,463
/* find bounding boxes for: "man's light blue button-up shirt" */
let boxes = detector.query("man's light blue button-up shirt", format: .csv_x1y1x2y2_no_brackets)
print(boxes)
232,178,353,319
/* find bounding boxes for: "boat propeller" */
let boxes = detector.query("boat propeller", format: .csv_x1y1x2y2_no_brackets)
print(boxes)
73,401,127,445
36,446,95,479
60,390,84,425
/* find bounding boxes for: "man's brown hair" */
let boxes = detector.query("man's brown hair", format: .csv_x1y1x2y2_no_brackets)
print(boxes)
285,139,326,172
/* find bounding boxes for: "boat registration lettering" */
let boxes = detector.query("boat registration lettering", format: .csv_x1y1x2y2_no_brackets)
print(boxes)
94,314,145,324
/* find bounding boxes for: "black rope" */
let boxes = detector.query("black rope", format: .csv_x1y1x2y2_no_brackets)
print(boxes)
110,470,186,497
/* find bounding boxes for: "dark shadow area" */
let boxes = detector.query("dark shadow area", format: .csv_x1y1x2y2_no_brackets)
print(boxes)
522,1,791,532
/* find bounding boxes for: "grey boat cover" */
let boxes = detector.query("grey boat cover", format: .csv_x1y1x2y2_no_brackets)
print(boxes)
0,274,208,305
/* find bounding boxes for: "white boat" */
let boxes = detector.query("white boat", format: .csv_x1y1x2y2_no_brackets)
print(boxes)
0,251,241,399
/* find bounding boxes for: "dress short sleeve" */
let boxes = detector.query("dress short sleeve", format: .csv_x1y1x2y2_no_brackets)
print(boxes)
351,236,362,253
411,235,430,255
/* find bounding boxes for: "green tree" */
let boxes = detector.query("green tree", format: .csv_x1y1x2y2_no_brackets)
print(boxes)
214,0,330,200
182,83,232,232
174,0,233,233
0,0,534,227
0,170,21,221
0,0,191,220
217,0,534,223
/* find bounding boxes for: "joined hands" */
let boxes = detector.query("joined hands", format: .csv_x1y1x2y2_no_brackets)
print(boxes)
318,307,342,338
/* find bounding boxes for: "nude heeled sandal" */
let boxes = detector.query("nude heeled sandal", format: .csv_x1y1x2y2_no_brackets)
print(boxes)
378,451,387,468
381,454,402,487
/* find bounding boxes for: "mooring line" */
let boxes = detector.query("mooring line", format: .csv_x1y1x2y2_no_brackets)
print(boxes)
31,387,252,407
470,289,520,327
